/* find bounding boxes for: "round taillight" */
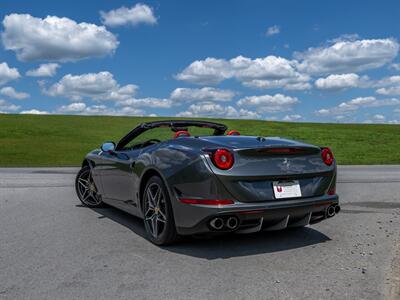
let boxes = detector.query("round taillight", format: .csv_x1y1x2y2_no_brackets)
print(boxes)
321,147,334,166
212,149,234,170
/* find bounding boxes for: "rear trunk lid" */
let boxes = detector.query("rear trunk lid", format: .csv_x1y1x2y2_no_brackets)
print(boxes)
200,136,336,203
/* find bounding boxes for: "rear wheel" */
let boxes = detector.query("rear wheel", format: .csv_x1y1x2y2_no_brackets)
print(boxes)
142,176,178,245
75,166,104,208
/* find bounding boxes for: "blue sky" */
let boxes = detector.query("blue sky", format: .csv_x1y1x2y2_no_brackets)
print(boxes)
1,0,400,123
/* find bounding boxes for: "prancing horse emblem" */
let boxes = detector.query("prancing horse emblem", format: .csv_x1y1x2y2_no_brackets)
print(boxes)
283,158,290,169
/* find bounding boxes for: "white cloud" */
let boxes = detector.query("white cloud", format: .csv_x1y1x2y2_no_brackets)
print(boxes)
20,109,48,115
119,106,146,116
176,102,228,117
176,55,310,89
376,86,400,96
316,96,400,116
237,93,299,113
233,108,262,119
232,55,310,89
389,63,400,71
43,72,138,101
176,58,231,85
26,63,60,77
0,87,29,99
176,37,399,93
266,25,280,36
80,105,115,115
0,99,20,111
116,97,172,108
2,14,118,62
0,62,20,85
328,34,360,43
315,73,366,90
57,102,87,113
372,114,385,121
115,88,234,110
170,87,235,102
243,78,311,90
362,119,373,124
295,38,399,75
100,3,157,27
283,114,302,121
363,114,388,124
176,102,261,119
375,75,400,96
57,102,145,116
334,115,347,122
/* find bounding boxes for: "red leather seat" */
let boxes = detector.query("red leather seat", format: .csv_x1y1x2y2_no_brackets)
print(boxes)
227,130,240,136
174,130,191,138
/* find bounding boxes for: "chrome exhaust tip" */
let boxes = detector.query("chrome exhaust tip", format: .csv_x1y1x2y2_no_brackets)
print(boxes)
226,217,239,230
326,205,336,218
210,217,224,230
334,205,341,214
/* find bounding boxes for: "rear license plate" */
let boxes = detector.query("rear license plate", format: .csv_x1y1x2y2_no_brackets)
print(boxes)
272,180,302,199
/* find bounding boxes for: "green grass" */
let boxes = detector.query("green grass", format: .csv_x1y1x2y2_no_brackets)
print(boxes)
0,114,399,166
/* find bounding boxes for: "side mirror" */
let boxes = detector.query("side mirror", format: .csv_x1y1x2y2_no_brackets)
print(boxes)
101,142,115,153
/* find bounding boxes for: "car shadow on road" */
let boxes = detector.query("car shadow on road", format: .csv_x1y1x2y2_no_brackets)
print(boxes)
87,205,148,239
168,228,331,259
85,205,332,260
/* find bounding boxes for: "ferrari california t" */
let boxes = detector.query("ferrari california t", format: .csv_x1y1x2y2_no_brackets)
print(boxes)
75,120,339,245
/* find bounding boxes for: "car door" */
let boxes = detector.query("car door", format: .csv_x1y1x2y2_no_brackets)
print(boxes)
98,149,141,211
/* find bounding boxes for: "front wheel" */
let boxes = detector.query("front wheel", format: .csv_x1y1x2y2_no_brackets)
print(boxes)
75,166,104,208
142,176,178,245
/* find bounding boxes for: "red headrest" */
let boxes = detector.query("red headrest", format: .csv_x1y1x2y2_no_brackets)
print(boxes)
227,130,240,136
174,130,191,139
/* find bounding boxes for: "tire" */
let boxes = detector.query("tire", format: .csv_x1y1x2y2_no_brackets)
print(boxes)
75,165,104,208
142,175,178,245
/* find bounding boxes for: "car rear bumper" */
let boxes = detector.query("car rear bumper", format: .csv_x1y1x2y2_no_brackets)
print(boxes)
174,194,339,235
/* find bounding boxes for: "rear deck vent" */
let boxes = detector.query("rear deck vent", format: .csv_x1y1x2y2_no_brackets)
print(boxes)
256,147,316,155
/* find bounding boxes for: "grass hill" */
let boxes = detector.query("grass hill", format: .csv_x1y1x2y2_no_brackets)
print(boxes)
0,114,399,166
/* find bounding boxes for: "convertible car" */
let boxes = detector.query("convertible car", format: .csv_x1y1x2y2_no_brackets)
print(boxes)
75,120,339,245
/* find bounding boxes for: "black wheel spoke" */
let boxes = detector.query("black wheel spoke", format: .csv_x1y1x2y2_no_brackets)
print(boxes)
145,207,155,219
146,189,156,208
77,168,101,206
157,216,166,223
82,189,90,200
78,178,88,189
151,215,158,237
158,210,166,222
144,182,167,239
154,188,161,206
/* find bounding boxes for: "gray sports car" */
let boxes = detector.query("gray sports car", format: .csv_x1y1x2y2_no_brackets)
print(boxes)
75,120,339,245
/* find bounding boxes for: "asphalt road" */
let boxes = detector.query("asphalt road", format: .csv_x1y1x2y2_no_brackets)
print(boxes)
0,166,399,300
